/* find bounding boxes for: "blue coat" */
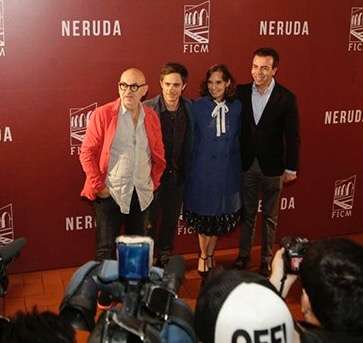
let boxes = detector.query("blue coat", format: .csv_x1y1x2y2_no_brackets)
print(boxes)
184,96,242,216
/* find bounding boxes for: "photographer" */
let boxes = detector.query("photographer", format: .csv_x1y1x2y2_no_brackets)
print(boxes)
270,238,363,343
195,268,297,343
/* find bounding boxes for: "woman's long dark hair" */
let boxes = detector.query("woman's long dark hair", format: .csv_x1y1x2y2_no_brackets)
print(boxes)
200,64,236,102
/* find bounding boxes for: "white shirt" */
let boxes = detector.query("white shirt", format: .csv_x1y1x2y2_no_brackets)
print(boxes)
106,104,153,213
252,78,275,125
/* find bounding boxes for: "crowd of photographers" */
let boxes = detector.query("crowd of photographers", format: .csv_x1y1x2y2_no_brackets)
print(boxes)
1,236,362,343
196,237,363,343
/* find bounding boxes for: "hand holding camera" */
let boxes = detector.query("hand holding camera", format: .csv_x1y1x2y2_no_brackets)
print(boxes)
281,236,310,275
270,236,309,298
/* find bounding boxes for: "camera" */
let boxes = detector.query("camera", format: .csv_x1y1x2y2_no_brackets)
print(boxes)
281,236,310,274
59,235,196,343
0,238,26,296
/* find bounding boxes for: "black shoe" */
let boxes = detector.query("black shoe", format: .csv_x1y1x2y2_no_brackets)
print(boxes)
197,255,209,275
259,262,271,277
233,255,250,270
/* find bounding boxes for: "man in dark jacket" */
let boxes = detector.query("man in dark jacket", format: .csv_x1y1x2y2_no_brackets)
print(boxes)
143,63,193,267
235,48,300,275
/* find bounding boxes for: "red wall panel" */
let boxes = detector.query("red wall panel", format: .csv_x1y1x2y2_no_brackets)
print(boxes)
1,0,362,272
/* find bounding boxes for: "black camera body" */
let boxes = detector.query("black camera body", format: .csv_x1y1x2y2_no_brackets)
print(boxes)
281,236,310,274
59,255,196,343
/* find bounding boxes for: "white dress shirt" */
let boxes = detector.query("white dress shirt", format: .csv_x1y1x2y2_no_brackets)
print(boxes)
106,104,153,213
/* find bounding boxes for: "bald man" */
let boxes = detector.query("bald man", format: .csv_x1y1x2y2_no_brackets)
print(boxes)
80,68,166,260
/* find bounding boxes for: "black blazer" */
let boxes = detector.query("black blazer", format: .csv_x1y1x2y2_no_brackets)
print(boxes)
236,82,300,176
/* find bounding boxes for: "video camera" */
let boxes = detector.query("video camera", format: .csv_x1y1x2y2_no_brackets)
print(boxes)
0,238,26,296
59,236,196,343
281,236,310,275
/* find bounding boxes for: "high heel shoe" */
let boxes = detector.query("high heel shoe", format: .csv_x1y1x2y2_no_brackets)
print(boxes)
207,254,216,269
198,255,209,274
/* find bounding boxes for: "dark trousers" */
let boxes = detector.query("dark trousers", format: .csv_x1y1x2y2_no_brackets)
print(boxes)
147,173,183,258
239,159,283,264
93,189,146,261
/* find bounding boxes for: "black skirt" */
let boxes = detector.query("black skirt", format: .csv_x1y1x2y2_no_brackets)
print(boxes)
183,210,240,236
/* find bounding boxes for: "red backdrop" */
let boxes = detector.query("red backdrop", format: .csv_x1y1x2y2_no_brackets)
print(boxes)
1,0,362,273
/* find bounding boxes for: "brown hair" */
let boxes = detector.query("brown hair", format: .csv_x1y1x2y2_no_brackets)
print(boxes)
200,64,236,102
160,63,188,84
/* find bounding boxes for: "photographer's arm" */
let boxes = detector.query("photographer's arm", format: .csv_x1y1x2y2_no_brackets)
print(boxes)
269,248,298,298
270,249,303,343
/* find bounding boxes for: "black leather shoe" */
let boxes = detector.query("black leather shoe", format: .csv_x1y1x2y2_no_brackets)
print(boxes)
233,255,250,270
259,262,271,277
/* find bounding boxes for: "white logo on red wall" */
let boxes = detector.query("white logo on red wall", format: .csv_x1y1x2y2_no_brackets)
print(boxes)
324,109,363,126
258,196,295,213
332,175,356,219
177,209,196,236
0,204,14,244
183,1,210,54
65,215,96,232
1,126,13,142
349,7,363,52
69,103,97,155
0,0,5,57
61,20,122,37
259,20,309,36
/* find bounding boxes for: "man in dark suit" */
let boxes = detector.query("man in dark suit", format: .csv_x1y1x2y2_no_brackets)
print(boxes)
235,48,300,276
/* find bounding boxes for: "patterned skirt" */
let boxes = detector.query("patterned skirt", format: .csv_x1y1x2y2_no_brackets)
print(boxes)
183,210,240,236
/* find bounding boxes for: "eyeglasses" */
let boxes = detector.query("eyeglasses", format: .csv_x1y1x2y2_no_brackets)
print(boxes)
118,82,146,92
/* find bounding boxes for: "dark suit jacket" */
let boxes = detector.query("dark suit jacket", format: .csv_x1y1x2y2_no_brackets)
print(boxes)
236,82,300,176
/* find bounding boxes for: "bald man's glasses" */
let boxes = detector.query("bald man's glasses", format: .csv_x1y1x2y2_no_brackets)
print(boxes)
118,82,146,92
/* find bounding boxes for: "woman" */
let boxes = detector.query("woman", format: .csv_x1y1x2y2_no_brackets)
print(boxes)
184,64,242,274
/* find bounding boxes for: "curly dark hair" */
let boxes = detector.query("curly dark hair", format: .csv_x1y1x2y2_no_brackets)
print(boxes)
200,64,236,102
0,307,76,343
300,238,363,333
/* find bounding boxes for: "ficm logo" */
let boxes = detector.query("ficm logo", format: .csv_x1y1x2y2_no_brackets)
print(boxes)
0,0,5,57
69,103,97,155
348,7,363,51
183,0,210,54
0,204,14,244
177,211,196,236
332,175,356,219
